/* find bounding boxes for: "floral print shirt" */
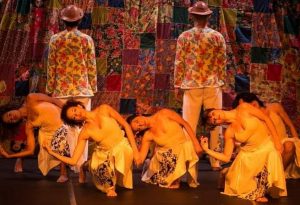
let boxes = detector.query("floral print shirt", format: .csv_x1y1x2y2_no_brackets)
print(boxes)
174,27,226,89
46,29,97,98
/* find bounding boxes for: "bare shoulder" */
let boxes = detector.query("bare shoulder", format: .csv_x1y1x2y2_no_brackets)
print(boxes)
95,104,112,112
266,102,282,112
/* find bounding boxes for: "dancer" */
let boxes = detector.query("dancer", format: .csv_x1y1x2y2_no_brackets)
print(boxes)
200,103,287,202
0,93,69,182
233,92,300,178
127,109,201,189
44,100,139,197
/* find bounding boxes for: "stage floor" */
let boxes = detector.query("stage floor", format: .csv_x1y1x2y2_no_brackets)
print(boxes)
0,158,299,205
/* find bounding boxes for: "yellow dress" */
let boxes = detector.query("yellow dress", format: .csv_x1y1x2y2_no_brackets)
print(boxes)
31,103,62,176
89,116,133,193
224,116,287,200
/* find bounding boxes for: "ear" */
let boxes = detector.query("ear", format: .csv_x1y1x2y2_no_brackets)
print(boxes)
238,99,244,104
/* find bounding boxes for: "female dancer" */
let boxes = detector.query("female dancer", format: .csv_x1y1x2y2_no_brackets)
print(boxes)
44,100,140,197
200,103,287,202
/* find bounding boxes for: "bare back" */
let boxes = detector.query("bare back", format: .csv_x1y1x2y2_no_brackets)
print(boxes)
148,111,187,148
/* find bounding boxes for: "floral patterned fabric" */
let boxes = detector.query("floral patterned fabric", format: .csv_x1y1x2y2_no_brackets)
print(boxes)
174,27,227,89
46,29,97,98
51,124,70,157
142,140,199,188
89,137,133,193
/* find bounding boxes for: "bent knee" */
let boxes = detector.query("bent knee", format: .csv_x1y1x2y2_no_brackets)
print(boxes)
283,141,295,153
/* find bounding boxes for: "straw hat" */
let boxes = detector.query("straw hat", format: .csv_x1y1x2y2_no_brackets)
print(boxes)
188,1,212,16
60,5,84,22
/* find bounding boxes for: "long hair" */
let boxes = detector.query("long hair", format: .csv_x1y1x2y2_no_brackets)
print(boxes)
60,99,86,127
126,114,151,138
201,108,217,130
0,104,24,142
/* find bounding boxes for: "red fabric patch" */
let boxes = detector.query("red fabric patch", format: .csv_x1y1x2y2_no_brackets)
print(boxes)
154,73,170,89
267,64,282,81
106,74,121,91
157,23,171,39
122,49,139,65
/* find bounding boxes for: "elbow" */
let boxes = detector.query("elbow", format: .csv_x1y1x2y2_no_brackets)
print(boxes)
223,157,231,163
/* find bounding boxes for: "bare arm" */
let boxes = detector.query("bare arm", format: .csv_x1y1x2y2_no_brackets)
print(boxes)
27,93,63,108
162,109,202,155
0,122,35,158
272,103,299,139
45,130,88,166
138,132,152,165
200,126,235,163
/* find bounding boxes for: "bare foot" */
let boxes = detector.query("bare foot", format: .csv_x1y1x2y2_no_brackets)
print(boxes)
160,180,180,189
168,183,180,189
256,197,268,203
106,189,117,197
14,158,23,173
78,169,86,184
56,175,68,183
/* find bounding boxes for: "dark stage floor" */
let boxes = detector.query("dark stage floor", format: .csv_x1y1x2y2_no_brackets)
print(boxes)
0,158,299,205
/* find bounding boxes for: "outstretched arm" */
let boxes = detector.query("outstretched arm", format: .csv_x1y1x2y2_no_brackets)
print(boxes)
0,122,35,158
27,93,63,108
138,132,152,165
105,105,140,164
200,126,235,163
272,103,299,139
162,109,202,155
45,130,87,166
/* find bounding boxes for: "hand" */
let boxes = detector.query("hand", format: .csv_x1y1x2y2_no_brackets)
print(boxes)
0,145,10,158
200,136,209,151
194,143,203,156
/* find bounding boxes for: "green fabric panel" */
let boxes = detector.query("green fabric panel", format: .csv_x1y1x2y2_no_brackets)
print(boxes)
140,33,156,49
92,7,109,25
251,47,269,63
284,16,299,35
173,6,189,24
222,8,237,27
96,57,107,76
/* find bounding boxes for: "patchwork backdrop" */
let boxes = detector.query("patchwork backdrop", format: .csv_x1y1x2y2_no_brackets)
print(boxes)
0,0,299,133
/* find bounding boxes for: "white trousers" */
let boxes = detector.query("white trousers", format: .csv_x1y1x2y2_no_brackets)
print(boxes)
182,87,222,168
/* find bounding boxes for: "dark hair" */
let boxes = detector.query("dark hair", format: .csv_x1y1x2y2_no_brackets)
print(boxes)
201,108,217,130
232,92,265,109
126,114,150,137
63,20,81,28
0,104,23,141
61,99,85,127
190,14,210,22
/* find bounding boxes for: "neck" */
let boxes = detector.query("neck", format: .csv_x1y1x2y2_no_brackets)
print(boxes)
18,107,27,118
66,27,77,31
223,109,237,123
146,116,153,129
194,21,207,29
